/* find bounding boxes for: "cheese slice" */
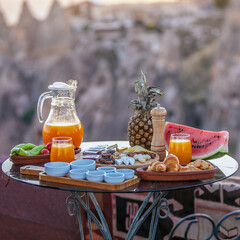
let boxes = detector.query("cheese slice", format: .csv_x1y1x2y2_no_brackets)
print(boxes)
128,157,135,166
114,158,123,165
122,157,130,165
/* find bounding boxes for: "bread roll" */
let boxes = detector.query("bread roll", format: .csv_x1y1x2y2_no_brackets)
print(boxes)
147,160,166,172
180,165,200,172
155,162,166,172
163,154,180,172
180,165,190,172
189,159,214,170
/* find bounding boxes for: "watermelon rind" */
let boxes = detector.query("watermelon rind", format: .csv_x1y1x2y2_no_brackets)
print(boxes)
204,152,226,160
219,133,229,153
191,144,225,160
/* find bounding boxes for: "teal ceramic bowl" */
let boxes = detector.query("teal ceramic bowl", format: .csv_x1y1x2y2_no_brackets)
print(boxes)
97,166,116,173
44,162,70,177
70,159,96,171
70,168,89,180
116,169,134,180
104,172,125,184
86,170,105,182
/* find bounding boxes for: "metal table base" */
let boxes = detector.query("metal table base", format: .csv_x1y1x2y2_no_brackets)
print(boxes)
66,191,240,240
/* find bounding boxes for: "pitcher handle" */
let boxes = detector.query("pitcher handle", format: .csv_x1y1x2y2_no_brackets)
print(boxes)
37,92,52,123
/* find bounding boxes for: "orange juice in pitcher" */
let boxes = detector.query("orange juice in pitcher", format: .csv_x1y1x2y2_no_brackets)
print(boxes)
37,80,84,147
42,122,83,147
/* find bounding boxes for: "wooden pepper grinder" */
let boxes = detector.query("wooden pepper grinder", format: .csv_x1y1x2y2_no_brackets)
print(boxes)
151,104,167,161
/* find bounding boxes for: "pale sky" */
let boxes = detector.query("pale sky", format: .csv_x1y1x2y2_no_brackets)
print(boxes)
0,0,178,25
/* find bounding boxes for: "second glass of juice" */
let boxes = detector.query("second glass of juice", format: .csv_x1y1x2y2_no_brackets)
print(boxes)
168,133,192,164
50,137,75,163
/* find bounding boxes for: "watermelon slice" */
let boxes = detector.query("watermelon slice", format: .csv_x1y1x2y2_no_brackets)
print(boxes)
164,122,229,160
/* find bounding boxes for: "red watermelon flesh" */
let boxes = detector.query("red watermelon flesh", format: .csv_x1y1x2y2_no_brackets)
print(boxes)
164,122,229,160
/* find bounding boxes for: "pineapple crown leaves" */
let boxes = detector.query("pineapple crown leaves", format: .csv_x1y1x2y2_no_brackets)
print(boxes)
129,71,164,112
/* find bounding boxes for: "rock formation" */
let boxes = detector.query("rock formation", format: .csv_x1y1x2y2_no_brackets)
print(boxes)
33,1,73,55
206,0,240,155
0,13,10,55
14,2,39,56
0,57,31,150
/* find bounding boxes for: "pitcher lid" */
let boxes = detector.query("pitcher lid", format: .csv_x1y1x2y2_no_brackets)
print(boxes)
48,81,76,90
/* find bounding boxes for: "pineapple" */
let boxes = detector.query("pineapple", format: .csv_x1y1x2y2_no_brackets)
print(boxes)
128,72,164,150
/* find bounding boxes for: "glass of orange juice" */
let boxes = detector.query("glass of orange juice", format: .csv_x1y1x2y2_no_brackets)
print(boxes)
168,133,192,165
50,137,75,163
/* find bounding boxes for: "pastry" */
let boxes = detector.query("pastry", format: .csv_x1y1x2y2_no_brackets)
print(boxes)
163,154,180,172
189,159,214,170
180,165,200,172
147,160,166,172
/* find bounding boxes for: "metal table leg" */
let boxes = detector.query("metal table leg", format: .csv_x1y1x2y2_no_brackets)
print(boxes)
66,191,112,240
66,191,169,240
148,192,169,240
126,191,170,240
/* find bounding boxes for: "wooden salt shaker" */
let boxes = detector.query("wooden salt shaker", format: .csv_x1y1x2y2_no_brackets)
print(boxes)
151,104,167,161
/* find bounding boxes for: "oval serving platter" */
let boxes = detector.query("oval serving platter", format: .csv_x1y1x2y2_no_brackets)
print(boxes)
11,154,50,165
136,166,218,181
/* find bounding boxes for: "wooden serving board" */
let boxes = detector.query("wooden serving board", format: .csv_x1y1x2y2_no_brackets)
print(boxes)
13,155,50,165
96,153,159,170
20,165,44,176
20,165,139,190
136,166,218,181
39,173,138,190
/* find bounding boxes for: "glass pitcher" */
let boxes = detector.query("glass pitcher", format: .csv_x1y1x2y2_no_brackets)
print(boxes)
37,80,84,147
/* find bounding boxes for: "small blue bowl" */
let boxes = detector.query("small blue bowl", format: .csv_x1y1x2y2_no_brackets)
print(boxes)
70,159,96,171
86,170,105,182
116,169,134,180
70,168,89,180
44,162,70,177
97,166,116,173
104,172,125,184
